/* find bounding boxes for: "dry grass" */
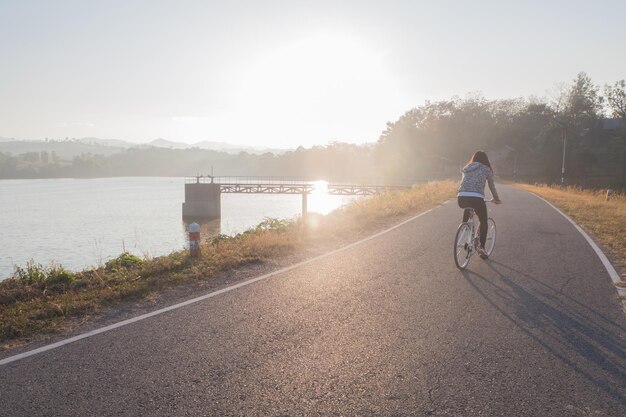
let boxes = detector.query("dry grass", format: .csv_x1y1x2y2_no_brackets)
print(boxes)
517,183,626,280
0,180,457,348
311,180,458,240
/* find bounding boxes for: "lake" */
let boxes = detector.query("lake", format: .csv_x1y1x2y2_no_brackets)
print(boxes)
0,177,357,280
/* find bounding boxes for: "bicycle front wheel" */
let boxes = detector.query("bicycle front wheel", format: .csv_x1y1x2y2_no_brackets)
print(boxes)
454,223,472,269
484,217,496,257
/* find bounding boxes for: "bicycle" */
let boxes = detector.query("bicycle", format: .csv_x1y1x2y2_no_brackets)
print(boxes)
453,199,496,269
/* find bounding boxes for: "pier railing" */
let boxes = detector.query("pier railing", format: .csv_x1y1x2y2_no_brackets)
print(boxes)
185,176,421,188
327,184,410,196
185,176,312,185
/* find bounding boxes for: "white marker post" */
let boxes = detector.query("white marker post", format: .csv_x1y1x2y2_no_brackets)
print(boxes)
188,222,201,258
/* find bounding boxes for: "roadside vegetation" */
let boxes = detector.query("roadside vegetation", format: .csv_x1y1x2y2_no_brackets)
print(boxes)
0,180,457,349
518,183,626,285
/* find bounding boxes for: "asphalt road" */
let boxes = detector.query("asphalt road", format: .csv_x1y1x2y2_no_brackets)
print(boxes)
1,185,625,416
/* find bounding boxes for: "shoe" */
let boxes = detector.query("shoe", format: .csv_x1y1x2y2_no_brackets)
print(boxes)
477,246,489,259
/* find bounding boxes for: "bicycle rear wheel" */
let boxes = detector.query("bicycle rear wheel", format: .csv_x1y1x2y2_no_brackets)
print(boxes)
454,223,472,269
484,218,496,257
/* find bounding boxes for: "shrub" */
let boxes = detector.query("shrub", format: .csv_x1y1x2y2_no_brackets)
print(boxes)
46,266,75,285
13,261,47,285
105,252,144,270
12,261,75,288
246,218,293,235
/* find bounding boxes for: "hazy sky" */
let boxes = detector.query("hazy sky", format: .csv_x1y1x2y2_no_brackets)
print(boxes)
1,0,625,148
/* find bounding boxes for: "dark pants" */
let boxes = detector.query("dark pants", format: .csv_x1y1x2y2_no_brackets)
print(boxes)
457,196,488,247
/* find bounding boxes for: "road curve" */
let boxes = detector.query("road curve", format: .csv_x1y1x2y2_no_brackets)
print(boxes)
1,185,625,416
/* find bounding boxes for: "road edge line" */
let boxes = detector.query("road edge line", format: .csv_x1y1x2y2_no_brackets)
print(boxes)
0,203,445,367
526,191,626,312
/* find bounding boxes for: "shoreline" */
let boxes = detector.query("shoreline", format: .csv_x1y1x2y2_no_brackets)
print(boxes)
1,177,360,281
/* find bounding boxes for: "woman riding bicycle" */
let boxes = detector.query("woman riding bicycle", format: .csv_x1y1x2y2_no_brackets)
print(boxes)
458,151,502,257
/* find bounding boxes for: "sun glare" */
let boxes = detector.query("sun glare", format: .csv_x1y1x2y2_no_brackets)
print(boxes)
307,179,355,215
242,34,386,100
229,33,396,146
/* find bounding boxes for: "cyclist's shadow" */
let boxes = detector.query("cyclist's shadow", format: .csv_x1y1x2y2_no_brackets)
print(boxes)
460,261,626,404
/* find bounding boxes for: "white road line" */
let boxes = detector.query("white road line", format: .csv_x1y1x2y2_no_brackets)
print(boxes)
0,204,444,367
528,192,626,311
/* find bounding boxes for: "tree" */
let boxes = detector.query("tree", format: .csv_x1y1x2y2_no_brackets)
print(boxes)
605,80,626,119
562,72,603,134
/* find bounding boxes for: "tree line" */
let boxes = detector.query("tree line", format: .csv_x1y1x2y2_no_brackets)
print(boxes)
377,72,626,187
0,143,377,183
1,72,625,188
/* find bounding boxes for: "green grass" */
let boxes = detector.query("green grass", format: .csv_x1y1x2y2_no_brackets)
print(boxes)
0,180,457,349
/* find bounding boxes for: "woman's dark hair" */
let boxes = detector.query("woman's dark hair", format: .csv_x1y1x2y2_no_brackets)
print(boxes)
469,150,492,170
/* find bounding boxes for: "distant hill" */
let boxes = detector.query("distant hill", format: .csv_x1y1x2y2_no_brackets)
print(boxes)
148,138,189,149
0,136,290,158
148,138,288,154
77,137,137,148
191,140,246,150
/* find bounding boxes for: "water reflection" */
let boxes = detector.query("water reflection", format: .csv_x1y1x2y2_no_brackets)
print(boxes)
309,180,338,215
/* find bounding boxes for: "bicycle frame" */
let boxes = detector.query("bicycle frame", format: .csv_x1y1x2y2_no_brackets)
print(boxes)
454,199,496,269
464,209,481,253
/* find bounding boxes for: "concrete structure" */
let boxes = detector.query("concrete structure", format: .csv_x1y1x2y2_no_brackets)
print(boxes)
182,182,221,222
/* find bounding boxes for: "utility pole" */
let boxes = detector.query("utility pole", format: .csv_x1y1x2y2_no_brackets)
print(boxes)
560,126,567,189
554,119,567,189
